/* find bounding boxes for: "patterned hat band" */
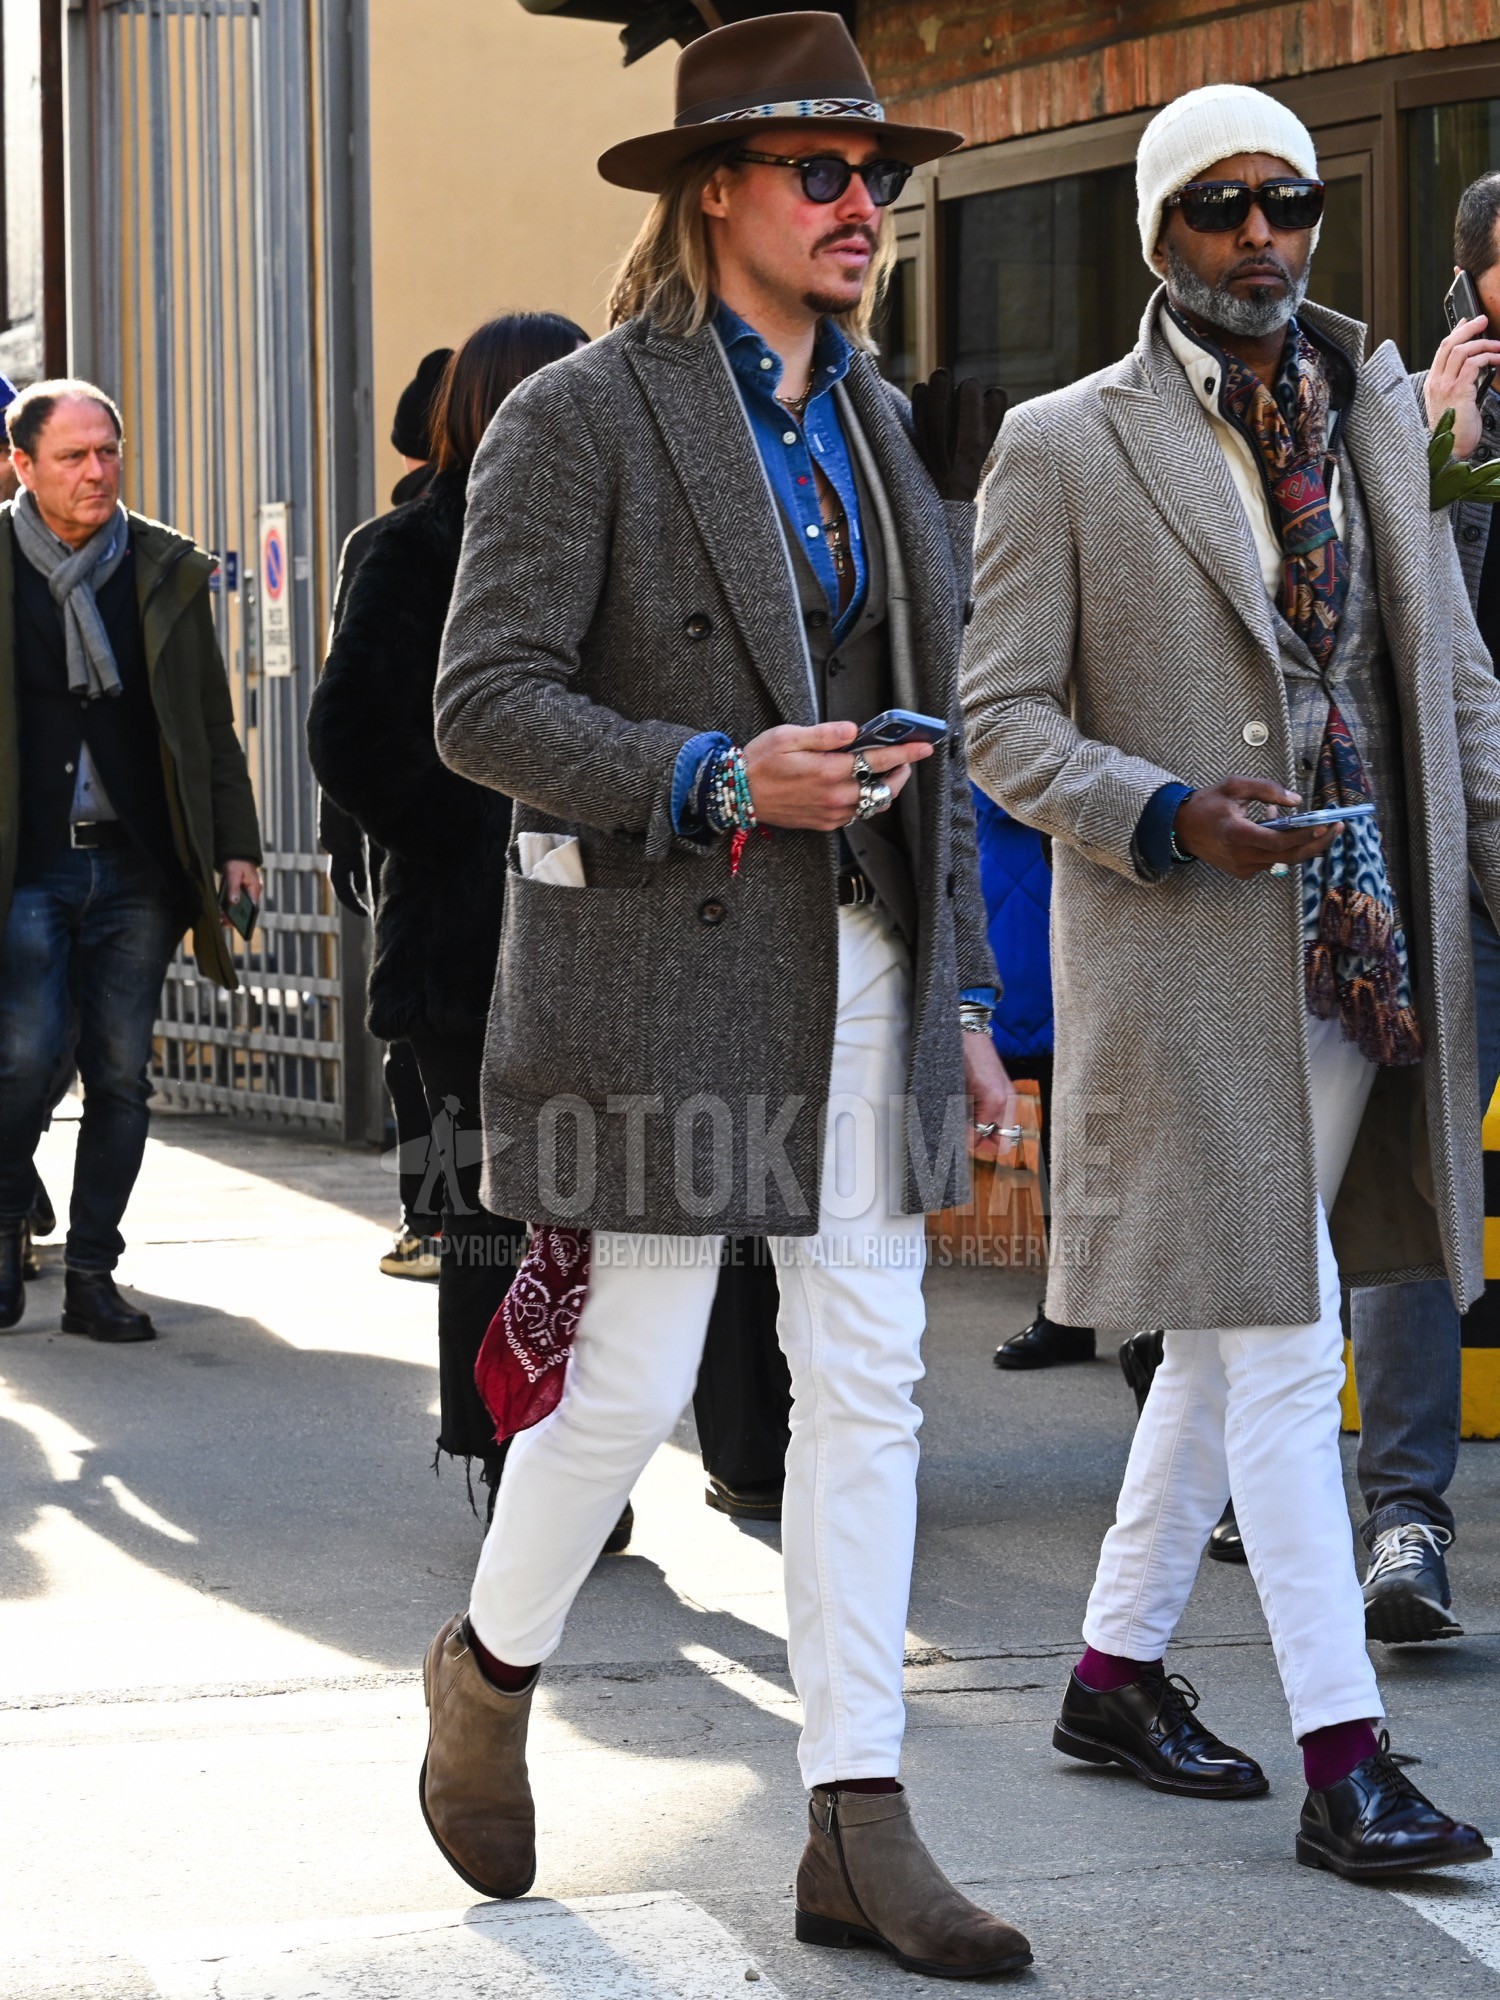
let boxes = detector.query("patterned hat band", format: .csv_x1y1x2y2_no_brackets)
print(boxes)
687,97,886,128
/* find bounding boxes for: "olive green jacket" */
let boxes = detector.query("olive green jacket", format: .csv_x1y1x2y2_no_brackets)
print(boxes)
0,507,263,990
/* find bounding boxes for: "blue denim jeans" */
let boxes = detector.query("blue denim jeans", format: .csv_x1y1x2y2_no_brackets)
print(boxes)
0,846,181,1271
1349,900,1500,1549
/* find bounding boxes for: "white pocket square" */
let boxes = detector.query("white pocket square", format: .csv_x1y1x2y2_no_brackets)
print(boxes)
517,832,587,888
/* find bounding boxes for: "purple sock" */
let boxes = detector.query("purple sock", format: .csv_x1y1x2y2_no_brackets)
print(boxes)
1076,1646,1162,1693
1302,1720,1379,1790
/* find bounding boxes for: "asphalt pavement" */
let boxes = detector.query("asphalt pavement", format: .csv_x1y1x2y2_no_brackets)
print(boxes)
1,1105,1498,1998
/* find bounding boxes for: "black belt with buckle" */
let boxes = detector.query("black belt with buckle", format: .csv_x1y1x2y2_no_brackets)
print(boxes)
837,866,874,907
69,820,131,851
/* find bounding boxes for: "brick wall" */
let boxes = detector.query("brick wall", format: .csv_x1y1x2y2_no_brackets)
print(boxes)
864,0,1500,147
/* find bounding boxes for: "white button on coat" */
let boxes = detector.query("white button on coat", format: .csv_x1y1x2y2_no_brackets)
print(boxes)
806,524,820,538
1242,720,1270,746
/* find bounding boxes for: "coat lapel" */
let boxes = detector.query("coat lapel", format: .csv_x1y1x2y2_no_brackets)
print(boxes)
842,351,959,691
624,326,817,726
1099,340,1277,663
1340,338,1439,687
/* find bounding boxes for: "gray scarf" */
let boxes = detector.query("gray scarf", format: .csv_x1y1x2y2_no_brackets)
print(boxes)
11,490,130,701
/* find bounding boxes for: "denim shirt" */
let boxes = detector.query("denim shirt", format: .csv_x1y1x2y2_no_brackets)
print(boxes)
666,313,997,1011
670,305,870,837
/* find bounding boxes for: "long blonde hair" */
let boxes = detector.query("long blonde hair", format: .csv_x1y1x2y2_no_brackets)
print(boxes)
607,142,896,351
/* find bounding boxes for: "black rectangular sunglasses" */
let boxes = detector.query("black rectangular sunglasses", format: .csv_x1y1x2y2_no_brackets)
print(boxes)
1166,177,1326,233
732,150,913,208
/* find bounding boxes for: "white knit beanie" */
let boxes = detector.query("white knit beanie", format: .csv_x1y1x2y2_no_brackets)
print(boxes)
1136,83,1319,270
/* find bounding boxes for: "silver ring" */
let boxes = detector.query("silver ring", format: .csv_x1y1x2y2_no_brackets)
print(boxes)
852,750,875,784
1269,862,1290,878
973,1122,1025,1145
855,777,893,821
973,1120,999,1138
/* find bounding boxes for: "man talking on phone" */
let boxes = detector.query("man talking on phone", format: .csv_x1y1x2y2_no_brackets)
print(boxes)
1340,173,1500,1650
0,380,262,1341
965,85,1498,1879
423,15,1029,1977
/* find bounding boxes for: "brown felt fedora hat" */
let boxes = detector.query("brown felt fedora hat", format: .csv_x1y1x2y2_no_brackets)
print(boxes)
597,11,963,194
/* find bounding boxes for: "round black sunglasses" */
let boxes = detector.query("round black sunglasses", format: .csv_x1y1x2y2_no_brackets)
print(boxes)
731,150,913,208
1165,178,1326,234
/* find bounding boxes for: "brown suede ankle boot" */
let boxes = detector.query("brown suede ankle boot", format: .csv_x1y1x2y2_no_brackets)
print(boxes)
419,1613,537,1898
795,1785,1032,1978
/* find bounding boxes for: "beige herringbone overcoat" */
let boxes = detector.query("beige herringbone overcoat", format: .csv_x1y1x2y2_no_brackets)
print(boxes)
962,293,1500,1331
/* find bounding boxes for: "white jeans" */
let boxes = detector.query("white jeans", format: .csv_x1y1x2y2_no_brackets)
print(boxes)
469,904,930,1787
1083,1014,1384,1741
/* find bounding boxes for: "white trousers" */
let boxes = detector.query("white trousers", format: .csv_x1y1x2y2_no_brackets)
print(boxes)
1082,1014,1384,1741
469,905,930,1787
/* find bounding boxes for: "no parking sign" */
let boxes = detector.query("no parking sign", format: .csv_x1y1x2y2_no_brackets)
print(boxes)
258,501,293,677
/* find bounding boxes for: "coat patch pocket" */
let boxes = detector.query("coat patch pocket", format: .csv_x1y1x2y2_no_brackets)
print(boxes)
488,869,643,1102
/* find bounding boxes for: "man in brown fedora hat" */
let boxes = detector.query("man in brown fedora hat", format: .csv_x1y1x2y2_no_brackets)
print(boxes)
419,10,1030,1979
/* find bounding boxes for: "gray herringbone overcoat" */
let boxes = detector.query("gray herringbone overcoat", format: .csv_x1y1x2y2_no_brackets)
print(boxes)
962,292,1500,1331
434,318,995,1234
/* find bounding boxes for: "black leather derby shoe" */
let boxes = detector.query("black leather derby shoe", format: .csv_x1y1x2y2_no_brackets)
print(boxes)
0,1222,24,1330
1207,1500,1247,1565
994,1306,1096,1370
1298,1743,1491,1880
61,1269,156,1343
1054,1668,1268,1798
705,1477,782,1522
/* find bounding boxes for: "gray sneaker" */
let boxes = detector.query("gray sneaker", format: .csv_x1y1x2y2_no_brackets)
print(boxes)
1363,1523,1462,1643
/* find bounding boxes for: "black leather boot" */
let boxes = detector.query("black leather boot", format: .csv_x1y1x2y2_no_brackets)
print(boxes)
1118,1330,1165,1413
994,1304,1096,1369
27,1173,56,1240
1298,1742,1490,1880
1054,1668,1267,1797
20,1219,40,1282
61,1269,156,1343
0,1222,24,1330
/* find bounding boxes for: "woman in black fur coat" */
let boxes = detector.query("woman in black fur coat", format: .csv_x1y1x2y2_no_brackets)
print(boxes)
308,313,587,1501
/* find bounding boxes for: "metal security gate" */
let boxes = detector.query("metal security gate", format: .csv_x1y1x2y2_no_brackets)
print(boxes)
67,0,376,1132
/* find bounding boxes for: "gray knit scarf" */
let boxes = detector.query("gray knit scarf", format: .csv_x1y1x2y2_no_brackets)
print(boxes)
11,490,130,701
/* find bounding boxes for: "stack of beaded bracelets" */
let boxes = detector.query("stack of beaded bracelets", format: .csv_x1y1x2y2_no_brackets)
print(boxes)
704,743,758,838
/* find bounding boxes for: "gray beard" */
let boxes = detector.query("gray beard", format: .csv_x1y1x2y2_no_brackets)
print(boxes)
1165,241,1308,338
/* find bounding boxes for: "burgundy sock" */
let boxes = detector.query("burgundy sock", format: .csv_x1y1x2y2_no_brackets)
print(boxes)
464,1621,536,1693
1302,1720,1379,1790
1076,1646,1161,1693
832,1777,902,1794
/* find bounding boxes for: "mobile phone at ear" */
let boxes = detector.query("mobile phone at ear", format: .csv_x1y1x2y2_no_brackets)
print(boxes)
850,708,949,751
1444,270,1496,399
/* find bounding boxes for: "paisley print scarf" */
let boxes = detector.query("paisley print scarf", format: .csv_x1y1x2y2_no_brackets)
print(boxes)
1212,321,1422,1068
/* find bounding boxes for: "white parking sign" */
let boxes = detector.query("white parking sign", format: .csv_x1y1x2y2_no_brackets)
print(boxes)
258,502,293,676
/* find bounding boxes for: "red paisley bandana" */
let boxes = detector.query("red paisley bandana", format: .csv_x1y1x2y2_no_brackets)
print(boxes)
474,1225,590,1442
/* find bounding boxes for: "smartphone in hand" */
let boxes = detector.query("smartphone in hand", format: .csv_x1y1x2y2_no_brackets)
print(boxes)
1263,802,1376,832
219,881,258,941
850,708,949,752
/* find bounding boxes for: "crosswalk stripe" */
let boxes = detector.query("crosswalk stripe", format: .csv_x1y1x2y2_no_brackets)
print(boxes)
1395,1858,1500,1971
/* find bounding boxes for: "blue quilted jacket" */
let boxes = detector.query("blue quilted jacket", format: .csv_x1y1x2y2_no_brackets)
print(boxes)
973,784,1054,1059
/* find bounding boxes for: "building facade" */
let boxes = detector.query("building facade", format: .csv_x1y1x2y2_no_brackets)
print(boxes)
36,0,669,1137
867,0,1500,399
